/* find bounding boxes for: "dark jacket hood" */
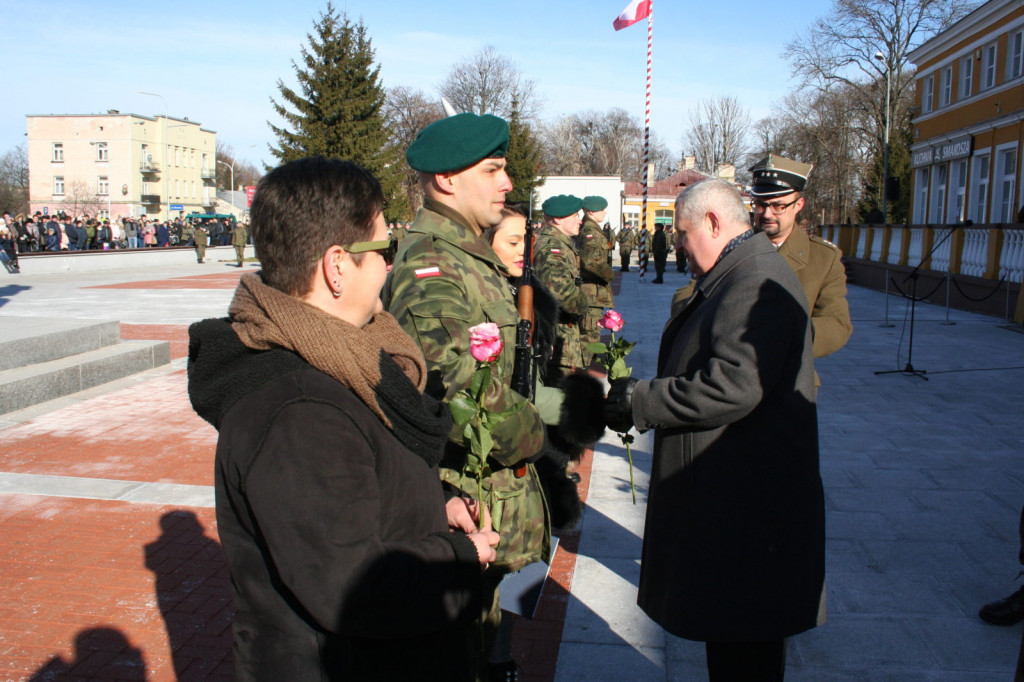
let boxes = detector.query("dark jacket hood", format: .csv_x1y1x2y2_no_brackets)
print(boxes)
187,317,307,430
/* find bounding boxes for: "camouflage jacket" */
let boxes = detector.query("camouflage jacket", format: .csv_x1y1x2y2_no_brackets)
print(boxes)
617,227,637,251
534,226,586,369
579,217,615,308
383,201,549,572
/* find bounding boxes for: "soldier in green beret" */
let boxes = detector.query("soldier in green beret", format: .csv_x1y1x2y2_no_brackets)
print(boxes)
749,154,852,370
534,195,586,377
383,112,549,679
578,196,616,367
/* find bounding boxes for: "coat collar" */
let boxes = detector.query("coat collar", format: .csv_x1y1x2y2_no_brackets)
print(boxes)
776,226,809,270
412,199,508,271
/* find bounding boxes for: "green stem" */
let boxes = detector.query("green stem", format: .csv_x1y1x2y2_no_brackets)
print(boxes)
622,434,636,505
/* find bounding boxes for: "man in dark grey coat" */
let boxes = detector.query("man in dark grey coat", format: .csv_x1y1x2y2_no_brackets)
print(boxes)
605,179,825,682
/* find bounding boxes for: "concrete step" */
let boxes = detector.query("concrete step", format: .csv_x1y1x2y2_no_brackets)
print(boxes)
0,340,171,414
0,318,122,371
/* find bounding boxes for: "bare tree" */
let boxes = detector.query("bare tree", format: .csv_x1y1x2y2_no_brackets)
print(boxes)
0,144,29,215
786,0,979,217
439,46,542,120
383,86,444,215
64,180,101,218
683,96,750,177
216,142,262,191
539,108,671,182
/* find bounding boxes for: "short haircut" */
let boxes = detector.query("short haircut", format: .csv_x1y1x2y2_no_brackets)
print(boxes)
250,157,383,297
675,178,749,228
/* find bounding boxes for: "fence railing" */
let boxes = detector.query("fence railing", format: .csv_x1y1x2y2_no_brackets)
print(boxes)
819,223,1024,283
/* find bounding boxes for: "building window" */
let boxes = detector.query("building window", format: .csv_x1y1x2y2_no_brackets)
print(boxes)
982,43,997,90
98,176,109,196
993,146,1017,223
930,164,947,223
175,180,180,198
52,143,64,162
96,141,108,161
969,153,990,224
914,168,929,222
54,176,65,195
949,159,968,223
939,66,952,107
921,76,934,113
960,55,973,98
1010,30,1024,80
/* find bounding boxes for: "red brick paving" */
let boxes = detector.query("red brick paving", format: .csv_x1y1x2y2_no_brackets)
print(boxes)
87,271,252,291
0,372,217,486
120,324,191,361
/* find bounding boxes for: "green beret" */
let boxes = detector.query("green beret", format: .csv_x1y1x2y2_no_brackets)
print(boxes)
406,113,509,173
582,195,608,211
542,194,583,218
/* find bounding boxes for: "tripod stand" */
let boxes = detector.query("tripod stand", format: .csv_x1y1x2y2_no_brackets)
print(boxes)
875,224,960,380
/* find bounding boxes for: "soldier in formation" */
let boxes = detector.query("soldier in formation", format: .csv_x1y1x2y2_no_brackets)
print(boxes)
578,196,615,367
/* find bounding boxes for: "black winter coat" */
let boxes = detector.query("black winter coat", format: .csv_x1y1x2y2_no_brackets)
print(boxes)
632,233,825,642
188,318,482,681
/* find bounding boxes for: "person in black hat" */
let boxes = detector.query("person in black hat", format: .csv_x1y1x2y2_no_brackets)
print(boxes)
750,154,852,369
535,194,586,378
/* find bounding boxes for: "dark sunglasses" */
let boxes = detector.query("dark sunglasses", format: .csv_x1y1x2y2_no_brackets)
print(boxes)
341,238,398,265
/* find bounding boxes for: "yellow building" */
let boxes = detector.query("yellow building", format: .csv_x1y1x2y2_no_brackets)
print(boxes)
908,0,1024,225
27,112,217,221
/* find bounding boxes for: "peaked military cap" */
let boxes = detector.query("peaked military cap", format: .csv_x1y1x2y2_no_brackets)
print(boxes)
749,154,814,197
406,113,509,173
542,194,583,218
582,195,608,211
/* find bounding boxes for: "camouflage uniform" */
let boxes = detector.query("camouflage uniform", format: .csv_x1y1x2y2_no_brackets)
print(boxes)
578,217,615,367
383,199,549,575
193,225,209,263
534,225,586,376
618,226,637,271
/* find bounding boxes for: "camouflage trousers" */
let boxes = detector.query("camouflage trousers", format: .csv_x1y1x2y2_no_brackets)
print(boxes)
580,307,606,369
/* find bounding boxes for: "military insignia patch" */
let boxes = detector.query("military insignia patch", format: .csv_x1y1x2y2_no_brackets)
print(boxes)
550,248,562,254
414,266,442,278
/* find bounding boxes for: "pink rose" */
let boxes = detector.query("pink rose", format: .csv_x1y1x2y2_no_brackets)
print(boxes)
599,309,624,332
469,322,503,363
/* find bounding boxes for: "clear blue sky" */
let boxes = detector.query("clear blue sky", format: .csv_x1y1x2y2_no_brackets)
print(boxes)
1,0,829,169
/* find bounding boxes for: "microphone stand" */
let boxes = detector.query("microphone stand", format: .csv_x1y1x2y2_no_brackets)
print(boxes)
875,223,962,380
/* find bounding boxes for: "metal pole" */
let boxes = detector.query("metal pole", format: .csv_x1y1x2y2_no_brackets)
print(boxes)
940,269,957,325
217,160,235,215
882,65,891,224
879,268,894,327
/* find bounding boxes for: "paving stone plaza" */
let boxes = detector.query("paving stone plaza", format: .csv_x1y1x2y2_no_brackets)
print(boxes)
0,249,1021,680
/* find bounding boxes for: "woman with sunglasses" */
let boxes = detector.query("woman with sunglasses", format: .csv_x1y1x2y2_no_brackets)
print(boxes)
188,157,497,681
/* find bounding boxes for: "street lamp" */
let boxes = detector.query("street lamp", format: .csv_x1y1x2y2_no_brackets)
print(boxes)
137,91,169,221
874,51,892,224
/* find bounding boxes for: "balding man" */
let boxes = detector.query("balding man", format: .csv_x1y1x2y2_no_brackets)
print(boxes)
605,178,825,682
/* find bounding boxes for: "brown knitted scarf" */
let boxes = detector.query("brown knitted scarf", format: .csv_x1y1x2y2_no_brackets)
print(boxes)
229,272,426,428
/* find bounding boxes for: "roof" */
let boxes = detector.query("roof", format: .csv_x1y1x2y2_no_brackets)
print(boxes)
624,169,711,198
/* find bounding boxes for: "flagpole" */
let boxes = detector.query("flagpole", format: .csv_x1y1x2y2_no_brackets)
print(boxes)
640,1,653,256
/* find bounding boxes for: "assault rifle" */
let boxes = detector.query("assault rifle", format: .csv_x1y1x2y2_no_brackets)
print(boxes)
512,197,535,403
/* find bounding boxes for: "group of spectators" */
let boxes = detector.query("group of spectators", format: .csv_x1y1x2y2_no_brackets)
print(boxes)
0,211,245,272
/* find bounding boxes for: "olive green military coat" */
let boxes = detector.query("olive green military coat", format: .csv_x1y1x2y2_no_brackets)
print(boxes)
534,226,586,372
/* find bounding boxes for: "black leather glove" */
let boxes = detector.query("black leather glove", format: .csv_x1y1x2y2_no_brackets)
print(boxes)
604,377,639,433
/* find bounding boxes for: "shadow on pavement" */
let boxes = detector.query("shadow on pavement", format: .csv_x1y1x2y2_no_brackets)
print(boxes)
28,627,146,681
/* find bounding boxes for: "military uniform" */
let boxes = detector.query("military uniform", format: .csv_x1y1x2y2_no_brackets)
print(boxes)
578,216,615,366
231,223,248,267
618,226,637,271
193,225,209,263
777,227,852,359
384,199,549,575
534,225,586,376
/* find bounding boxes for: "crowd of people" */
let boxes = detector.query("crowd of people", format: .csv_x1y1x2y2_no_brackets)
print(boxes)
0,211,249,272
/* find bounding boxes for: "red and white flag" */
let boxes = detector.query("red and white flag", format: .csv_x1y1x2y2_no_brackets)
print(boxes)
613,0,651,30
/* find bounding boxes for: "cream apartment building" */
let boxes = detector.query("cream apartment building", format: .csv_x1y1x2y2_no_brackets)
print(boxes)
27,112,217,221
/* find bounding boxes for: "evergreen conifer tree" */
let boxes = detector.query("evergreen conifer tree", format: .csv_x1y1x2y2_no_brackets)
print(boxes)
268,2,407,218
504,99,544,208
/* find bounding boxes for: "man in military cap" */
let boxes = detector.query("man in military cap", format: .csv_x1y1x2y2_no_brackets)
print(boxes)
383,112,549,677
578,196,616,367
750,154,852,365
534,195,587,377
